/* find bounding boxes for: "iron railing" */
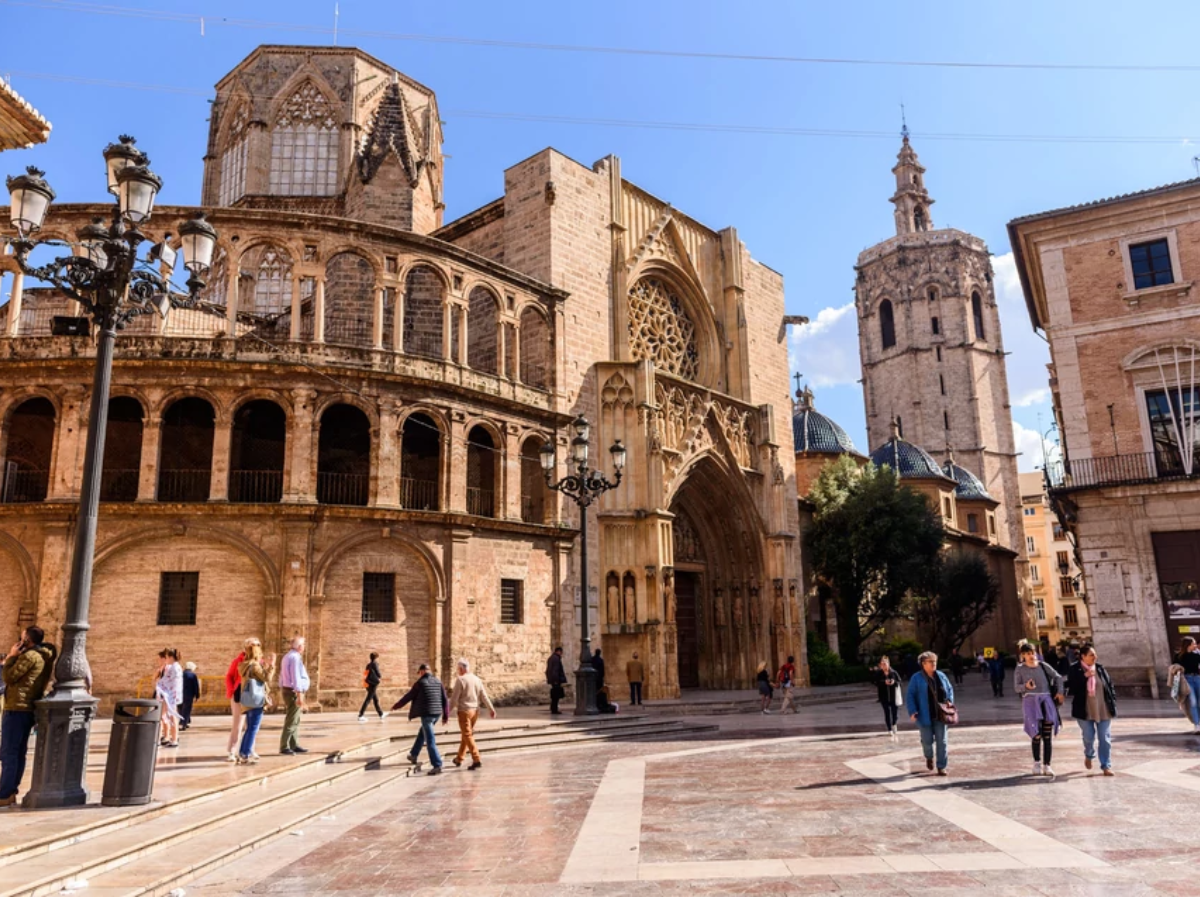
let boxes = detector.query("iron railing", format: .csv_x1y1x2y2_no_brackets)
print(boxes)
467,486,495,518
157,469,212,502
317,471,369,506
1047,450,1198,492
99,468,139,502
400,477,439,510
229,469,284,503
1,468,49,503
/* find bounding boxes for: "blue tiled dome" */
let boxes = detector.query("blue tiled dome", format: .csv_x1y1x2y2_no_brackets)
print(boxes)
944,459,994,501
870,435,953,481
792,389,861,455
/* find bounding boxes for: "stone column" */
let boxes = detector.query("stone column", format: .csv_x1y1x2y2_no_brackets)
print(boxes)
209,412,232,501
442,301,453,361
503,423,522,520
375,401,401,508
285,388,318,503
372,285,386,350
225,263,240,339
457,306,468,367
7,271,24,338
511,322,522,384
446,410,468,513
137,418,161,501
290,274,302,341
313,278,326,344
497,321,507,379
392,286,404,352
47,386,84,500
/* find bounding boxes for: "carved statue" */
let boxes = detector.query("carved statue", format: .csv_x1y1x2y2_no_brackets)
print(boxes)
664,573,676,624
732,591,744,628
623,585,636,624
607,584,621,624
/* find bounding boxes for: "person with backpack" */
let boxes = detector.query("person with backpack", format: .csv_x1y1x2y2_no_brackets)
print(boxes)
235,643,276,764
358,652,388,722
1015,640,1063,777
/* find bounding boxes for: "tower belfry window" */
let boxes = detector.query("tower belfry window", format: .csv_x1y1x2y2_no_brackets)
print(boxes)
971,291,986,342
218,104,249,207
879,299,896,349
269,81,339,197
914,206,926,232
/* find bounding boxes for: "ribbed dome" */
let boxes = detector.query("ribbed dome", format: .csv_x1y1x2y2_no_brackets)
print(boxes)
792,388,860,455
870,434,953,482
944,459,994,501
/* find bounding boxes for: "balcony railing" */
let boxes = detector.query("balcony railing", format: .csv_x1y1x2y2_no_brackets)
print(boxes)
100,468,140,502
400,477,439,511
317,471,369,506
1047,450,1199,492
157,469,212,503
229,469,284,503
467,486,495,518
1,468,49,503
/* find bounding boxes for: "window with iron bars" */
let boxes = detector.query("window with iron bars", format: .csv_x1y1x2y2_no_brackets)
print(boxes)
362,572,396,624
500,579,524,625
158,572,199,626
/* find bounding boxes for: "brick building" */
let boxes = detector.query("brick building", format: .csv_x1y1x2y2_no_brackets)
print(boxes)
852,133,1034,650
1009,178,1200,690
0,46,802,707
1019,471,1091,648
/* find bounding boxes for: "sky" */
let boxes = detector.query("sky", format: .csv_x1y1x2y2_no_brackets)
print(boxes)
5,1,1200,472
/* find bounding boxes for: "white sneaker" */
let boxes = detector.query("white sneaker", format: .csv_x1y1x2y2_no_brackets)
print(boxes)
1032,762,1043,777
358,716,367,723
380,712,389,721
761,709,771,715
1043,764,1055,777
226,752,237,763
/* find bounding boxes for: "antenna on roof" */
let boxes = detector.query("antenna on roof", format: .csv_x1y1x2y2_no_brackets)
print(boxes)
1193,156,1200,178
900,103,909,140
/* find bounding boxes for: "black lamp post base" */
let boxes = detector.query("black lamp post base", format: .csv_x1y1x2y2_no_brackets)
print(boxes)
574,664,599,716
22,687,98,809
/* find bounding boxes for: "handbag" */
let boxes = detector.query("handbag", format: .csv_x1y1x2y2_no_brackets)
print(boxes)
240,676,266,709
931,672,958,725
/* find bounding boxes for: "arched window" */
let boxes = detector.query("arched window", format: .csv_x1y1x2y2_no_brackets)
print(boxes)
401,413,440,510
218,104,249,206
158,398,215,502
230,400,286,503
100,397,143,502
519,306,551,389
467,287,500,374
879,299,896,349
403,266,445,360
2,397,55,503
627,276,699,381
913,206,926,232
324,251,374,347
317,404,370,506
466,425,497,518
242,245,293,317
269,81,339,196
520,436,549,523
972,291,986,342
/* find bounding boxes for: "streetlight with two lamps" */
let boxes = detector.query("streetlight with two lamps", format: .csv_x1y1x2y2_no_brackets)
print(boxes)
539,416,625,715
5,136,219,807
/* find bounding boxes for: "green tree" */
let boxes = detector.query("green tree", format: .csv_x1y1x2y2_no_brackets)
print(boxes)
913,551,999,658
804,460,945,662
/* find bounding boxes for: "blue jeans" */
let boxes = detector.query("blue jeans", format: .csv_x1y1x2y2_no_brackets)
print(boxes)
0,710,36,798
918,721,949,771
1077,718,1112,770
239,707,264,759
410,714,443,768
1186,675,1200,724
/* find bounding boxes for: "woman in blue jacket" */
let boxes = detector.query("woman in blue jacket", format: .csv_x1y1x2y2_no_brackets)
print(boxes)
906,651,955,776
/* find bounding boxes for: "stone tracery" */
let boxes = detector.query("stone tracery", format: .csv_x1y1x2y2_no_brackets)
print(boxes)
628,277,699,381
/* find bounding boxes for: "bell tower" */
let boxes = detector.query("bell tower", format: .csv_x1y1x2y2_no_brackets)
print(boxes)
890,125,934,236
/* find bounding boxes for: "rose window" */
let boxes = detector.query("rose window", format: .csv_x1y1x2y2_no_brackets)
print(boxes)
628,277,699,381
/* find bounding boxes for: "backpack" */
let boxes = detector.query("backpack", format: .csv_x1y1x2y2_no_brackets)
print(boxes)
240,676,266,709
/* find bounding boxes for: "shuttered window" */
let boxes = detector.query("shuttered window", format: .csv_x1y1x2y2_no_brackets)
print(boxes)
500,579,524,625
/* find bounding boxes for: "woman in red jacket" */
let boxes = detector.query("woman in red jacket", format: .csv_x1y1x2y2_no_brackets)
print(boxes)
225,637,260,762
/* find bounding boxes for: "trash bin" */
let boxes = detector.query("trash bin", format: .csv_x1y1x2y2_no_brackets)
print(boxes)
101,699,162,807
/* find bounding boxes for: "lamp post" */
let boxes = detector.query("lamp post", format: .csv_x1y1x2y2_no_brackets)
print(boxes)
5,136,218,808
540,417,625,715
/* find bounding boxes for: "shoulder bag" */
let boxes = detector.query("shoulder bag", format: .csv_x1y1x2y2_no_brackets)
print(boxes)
240,675,266,709
933,673,958,725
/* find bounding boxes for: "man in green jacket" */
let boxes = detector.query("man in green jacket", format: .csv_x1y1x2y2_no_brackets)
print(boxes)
1,626,56,806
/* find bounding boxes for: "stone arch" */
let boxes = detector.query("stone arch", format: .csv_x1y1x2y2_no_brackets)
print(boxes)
230,399,288,503
2,396,56,503
400,409,444,511
324,250,376,348
403,263,447,360
0,529,39,641
1123,340,1200,371
466,285,501,375
466,422,502,518
157,396,216,502
236,242,294,318
519,432,551,524
518,304,551,389
100,396,144,502
0,387,61,423
626,266,720,386
153,387,226,423
878,298,897,349
317,403,372,506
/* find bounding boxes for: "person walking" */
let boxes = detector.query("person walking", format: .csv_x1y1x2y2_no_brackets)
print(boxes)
1176,636,1200,733
448,658,495,770
1066,643,1116,776
626,652,645,706
949,649,965,686
225,638,256,762
279,636,311,755
906,651,954,776
236,643,275,764
988,653,1006,698
358,652,388,722
777,656,798,714
179,661,201,731
546,646,567,715
592,648,606,689
873,655,903,739
977,651,987,680
157,648,183,748
755,661,773,714
392,663,449,775
0,626,55,807
1016,641,1063,777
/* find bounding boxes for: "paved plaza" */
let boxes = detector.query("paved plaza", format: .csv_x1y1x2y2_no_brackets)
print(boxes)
154,678,1200,896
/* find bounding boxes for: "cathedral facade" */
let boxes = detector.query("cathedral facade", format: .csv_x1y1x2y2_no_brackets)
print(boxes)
853,134,1035,649
0,46,802,708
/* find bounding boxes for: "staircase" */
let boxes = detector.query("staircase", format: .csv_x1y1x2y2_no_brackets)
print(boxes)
645,684,874,716
0,715,713,897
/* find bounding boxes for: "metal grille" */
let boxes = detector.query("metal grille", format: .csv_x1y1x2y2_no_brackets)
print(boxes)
158,572,199,626
362,572,396,624
500,579,523,625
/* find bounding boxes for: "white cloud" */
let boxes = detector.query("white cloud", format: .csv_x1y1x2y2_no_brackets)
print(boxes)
1012,419,1046,472
789,302,861,388
1014,387,1051,407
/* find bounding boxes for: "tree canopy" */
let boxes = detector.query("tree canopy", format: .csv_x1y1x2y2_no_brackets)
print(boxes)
913,550,999,658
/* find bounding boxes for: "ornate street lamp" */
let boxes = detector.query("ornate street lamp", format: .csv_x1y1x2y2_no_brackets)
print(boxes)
4,142,218,808
541,417,625,714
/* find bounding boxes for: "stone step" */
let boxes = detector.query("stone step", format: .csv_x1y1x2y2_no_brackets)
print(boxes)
643,687,874,716
409,719,718,754
0,743,410,897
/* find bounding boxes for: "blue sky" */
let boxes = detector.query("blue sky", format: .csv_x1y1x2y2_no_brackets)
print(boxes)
5,1,1200,471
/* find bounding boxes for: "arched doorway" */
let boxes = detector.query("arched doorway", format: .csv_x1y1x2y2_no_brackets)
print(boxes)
317,403,371,506
230,400,287,503
668,455,765,689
